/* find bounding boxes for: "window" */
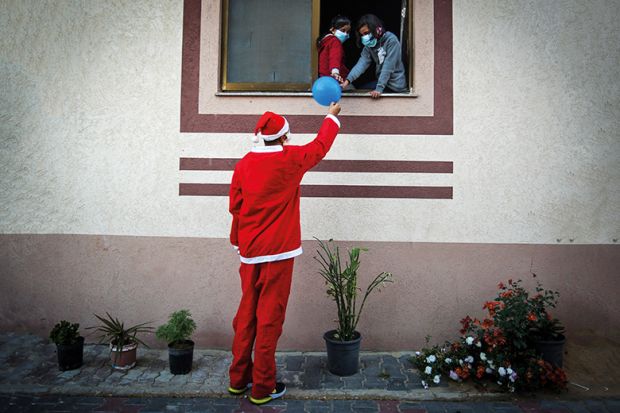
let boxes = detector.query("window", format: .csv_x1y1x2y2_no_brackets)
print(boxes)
220,0,412,94
221,0,319,91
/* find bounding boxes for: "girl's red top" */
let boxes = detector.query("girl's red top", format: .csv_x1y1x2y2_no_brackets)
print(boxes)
318,34,349,78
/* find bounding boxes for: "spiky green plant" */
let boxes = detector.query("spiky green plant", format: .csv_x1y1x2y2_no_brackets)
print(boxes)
314,238,393,341
86,312,154,361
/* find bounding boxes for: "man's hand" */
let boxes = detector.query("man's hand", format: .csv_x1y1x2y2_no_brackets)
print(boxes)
340,79,350,89
370,90,382,99
328,102,341,116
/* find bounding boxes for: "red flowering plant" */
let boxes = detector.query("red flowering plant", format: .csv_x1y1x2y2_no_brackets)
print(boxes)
412,277,567,392
524,281,565,341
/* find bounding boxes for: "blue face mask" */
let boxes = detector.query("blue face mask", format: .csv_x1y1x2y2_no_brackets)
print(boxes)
361,33,377,48
334,29,349,43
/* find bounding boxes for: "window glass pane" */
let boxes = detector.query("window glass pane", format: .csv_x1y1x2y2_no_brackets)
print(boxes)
226,0,312,84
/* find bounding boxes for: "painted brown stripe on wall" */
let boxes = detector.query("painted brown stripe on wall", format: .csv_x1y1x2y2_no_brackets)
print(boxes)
180,158,453,174
179,183,453,199
179,0,453,135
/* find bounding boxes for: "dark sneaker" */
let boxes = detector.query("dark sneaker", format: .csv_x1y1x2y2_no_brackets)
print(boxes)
249,382,286,405
227,383,252,395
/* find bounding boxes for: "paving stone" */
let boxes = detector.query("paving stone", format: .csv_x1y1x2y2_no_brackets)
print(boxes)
188,369,208,383
442,402,478,413
386,376,407,391
399,401,427,413
360,354,382,366
305,399,332,413
285,355,305,371
186,401,217,413
422,403,450,413
331,399,353,412
351,400,379,413
155,370,176,382
581,400,611,413
278,369,302,386
57,368,82,380
341,373,364,389
300,357,323,389
136,370,159,385
364,375,388,389
603,400,620,413
321,372,344,389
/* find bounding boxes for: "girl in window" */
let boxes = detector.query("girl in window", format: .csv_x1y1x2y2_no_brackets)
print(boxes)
317,15,351,84
341,14,408,98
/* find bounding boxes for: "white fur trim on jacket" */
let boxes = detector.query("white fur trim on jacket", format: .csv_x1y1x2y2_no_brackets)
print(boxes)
250,146,283,153
325,114,340,128
239,246,303,264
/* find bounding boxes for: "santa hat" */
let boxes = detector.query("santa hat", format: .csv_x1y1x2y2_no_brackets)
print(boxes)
253,111,289,143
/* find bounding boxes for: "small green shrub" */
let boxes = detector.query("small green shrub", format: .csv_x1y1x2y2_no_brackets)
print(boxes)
156,309,196,346
49,320,81,345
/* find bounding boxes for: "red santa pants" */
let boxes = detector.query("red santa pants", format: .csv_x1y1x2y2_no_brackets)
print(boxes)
229,258,294,399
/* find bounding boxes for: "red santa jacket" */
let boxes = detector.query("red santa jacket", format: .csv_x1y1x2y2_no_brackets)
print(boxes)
318,34,349,79
229,115,340,264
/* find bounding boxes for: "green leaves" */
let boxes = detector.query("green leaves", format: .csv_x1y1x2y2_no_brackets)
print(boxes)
155,309,197,344
85,312,154,349
49,320,80,345
314,238,394,341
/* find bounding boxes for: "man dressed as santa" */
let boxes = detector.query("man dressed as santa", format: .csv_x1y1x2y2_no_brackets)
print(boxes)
228,102,342,405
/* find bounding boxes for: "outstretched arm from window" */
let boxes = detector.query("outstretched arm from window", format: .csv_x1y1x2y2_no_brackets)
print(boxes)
346,47,372,84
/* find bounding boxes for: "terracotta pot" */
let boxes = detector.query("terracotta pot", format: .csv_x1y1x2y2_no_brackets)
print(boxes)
109,341,138,370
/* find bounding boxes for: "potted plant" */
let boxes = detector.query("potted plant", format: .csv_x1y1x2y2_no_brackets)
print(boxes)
49,320,84,371
156,309,197,375
86,312,153,370
412,276,568,392
315,238,393,376
525,281,566,367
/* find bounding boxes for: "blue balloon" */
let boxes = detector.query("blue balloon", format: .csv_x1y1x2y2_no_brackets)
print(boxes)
312,76,342,106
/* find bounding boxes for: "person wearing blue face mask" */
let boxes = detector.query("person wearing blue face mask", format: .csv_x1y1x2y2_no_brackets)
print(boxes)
317,15,351,84
341,14,408,98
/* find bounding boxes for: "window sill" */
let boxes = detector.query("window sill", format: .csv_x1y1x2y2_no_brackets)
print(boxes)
215,91,418,98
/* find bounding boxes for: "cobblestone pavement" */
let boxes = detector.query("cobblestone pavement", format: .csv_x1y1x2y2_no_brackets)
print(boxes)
1,394,619,413
1,332,618,413
0,333,474,400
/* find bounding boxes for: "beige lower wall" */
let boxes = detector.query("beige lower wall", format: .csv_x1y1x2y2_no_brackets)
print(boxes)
1,234,618,351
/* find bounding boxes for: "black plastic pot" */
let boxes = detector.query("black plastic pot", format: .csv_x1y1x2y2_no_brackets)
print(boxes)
534,334,566,368
168,340,194,375
324,330,361,376
56,336,84,371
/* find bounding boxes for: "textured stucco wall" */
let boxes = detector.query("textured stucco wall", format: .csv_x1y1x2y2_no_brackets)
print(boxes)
0,1,619,349
1,0,618,244
1,235,619,349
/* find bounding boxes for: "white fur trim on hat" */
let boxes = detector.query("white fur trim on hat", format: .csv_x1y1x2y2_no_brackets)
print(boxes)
257,118,289,141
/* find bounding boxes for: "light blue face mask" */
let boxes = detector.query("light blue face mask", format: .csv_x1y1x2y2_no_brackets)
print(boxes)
334,29,349,43
361,33,377,48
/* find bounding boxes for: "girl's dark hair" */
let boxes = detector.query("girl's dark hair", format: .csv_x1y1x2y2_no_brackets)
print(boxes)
355,14,384,47
316,15,352,48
